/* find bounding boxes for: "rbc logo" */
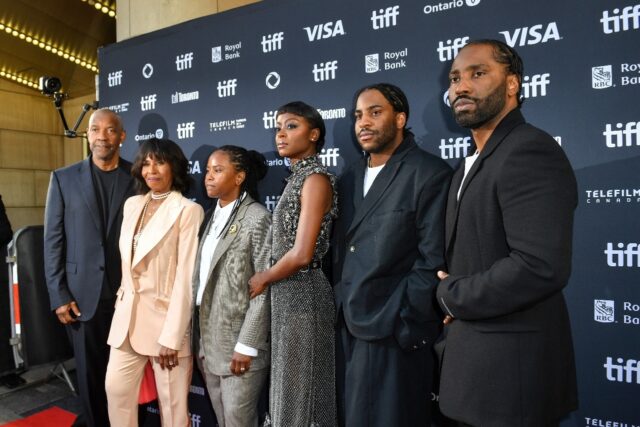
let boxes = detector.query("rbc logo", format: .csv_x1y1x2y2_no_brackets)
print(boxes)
594,300,615,323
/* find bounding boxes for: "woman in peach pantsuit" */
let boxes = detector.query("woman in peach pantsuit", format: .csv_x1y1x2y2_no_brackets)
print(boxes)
105,138,204,427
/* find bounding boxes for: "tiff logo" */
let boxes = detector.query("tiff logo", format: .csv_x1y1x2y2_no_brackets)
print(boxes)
176,52,194,71
437,37,469,62
265,195,281,212
140,94,157,111
604,357,640,383
604,242,640,267
603,121,640,148
601,5,640,34
190,413,201,427
108,71,122,87
319,148,340,167
177,122,195,139
263,110,277,129
262,32,284,53
371,5,400,29
440,137,472,159
521,73,550,98
313,61,338,82
217,79,238,97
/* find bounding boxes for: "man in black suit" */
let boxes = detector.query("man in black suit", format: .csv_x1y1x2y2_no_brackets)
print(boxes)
436,40,578,426
45,108,134,427
332,83,452,427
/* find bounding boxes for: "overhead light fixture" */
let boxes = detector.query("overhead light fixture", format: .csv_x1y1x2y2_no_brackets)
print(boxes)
0,68,40,90
80,0,117,18
0,21,99,73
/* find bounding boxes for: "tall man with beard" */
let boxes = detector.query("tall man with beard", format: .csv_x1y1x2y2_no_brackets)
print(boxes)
436,40,578,426
332,83,452,427
45,108,135,427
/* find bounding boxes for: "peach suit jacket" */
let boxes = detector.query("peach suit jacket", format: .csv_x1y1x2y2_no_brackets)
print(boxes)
108,191,204,356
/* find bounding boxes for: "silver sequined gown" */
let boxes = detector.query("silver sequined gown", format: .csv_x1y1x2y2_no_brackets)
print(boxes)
268,155,338,427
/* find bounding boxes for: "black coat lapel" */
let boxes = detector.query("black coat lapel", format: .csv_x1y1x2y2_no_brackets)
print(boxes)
78,158,103,235
106,161,133,236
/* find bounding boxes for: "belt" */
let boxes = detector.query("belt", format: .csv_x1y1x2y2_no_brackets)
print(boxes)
271,258,322,272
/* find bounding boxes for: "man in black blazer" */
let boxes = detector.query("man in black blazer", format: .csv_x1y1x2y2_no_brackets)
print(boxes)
45,108,134,427
436,40,578,426
332,83,452,427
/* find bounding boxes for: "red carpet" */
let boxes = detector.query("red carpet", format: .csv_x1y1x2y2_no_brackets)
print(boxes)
0,406,77,427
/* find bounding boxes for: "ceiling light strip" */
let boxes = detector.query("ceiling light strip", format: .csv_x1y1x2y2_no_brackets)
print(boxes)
80,0,117,18
0,21,99,73
0,68,40,90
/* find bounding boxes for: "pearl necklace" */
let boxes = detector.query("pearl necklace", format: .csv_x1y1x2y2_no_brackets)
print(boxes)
151,191,171,200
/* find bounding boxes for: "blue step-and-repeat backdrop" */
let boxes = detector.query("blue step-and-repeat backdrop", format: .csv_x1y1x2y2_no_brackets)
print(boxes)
98,0,640,425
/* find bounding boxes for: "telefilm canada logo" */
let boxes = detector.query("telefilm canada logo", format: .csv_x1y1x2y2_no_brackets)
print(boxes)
209,118,247,132
364,48,408,73
585,188,640,205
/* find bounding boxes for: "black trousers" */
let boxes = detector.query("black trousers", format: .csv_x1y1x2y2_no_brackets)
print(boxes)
336,313,434,427
68,298,114,427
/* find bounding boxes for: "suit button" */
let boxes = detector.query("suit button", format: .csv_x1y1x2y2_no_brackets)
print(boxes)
349,245,355,252
413,345,418,349
99,266,104,271
422,340,427,345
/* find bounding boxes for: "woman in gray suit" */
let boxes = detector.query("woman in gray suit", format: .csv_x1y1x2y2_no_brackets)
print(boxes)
193,145,271,427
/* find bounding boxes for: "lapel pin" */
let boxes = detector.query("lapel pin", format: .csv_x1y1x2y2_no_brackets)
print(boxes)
229,224,238,234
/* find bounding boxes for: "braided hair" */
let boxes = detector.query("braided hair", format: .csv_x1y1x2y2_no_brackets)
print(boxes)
213,145,268,237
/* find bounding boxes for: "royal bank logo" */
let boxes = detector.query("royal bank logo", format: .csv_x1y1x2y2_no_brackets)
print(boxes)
107,71,122,87
594,299,615,323
105,102,129,113
592,65,613,89
209,118,247,132
601,4,640,34
371,5,400,30
212,46,222,63
365,48,408,72
365,54,380,73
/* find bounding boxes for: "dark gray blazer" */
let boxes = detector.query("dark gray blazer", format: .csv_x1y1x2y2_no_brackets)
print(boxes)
332,135,452,350
436,109,579,426
193,195,271,375
44,157,134,320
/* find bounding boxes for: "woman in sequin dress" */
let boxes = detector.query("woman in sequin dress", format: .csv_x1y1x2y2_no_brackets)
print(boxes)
249,101,338,426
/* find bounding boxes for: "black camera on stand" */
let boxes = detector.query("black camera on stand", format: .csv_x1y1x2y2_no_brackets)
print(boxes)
39,76,98,138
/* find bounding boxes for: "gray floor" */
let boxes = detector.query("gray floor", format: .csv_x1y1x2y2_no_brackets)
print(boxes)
0,361,79,424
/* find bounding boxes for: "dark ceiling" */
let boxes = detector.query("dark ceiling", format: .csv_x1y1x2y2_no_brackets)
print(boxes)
0,0,116,97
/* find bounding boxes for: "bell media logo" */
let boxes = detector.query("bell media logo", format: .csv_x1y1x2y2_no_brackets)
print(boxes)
594,300,615,323
592,65,613,89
